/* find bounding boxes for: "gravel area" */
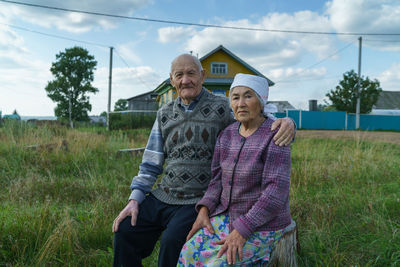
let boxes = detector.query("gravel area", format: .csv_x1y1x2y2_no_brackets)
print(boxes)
297,130,400,145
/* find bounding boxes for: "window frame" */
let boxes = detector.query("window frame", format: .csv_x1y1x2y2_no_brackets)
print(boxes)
210,62,228,75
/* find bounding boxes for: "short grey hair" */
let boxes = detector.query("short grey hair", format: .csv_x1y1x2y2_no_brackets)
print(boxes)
170,54,203,73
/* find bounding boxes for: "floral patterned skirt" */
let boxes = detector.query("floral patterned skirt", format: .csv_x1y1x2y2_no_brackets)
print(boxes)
177,214,283,267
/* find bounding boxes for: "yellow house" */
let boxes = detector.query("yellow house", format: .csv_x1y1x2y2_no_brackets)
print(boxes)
154,45,274,105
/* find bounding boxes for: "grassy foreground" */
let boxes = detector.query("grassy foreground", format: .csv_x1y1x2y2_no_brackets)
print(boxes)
0,121,399,266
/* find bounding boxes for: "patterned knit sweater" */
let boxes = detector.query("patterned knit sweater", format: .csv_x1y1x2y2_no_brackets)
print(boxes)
150,90,233,204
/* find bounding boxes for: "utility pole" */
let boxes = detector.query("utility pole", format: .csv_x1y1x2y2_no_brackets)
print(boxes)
69,90,73,128
107,46,113,130
356,37,362,129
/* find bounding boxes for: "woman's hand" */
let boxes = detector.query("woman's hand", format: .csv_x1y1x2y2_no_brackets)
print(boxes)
216,229,246,265
186,206,214,241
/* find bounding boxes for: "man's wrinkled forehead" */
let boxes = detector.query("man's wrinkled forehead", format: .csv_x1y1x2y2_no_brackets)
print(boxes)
170,54,202,74
171,64,198,75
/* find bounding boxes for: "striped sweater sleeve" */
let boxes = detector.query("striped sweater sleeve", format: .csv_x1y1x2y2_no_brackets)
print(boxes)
129,118,164,203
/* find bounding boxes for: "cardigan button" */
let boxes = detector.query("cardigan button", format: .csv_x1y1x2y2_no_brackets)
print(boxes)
228,180,232,186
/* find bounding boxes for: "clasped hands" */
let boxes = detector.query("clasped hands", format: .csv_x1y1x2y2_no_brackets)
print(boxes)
186,206,246,266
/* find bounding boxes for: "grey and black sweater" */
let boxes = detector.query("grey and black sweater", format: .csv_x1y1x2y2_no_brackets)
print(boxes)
130,89,233,205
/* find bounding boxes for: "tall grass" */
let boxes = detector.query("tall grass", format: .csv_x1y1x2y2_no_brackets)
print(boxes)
0,121,399,266
0,120,146,266
291,137,400,266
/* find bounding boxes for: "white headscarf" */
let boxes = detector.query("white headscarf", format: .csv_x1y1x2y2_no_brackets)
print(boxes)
230,73,277,115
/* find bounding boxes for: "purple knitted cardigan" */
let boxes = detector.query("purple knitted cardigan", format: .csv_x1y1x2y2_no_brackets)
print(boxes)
196,118,292,239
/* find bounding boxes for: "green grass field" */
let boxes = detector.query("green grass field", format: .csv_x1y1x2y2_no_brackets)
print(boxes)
0,121,399,266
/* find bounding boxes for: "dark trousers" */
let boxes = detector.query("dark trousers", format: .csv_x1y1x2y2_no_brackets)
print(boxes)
113,194,197,267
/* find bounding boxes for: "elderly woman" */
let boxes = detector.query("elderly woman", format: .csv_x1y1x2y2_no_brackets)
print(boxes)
177,73,292,266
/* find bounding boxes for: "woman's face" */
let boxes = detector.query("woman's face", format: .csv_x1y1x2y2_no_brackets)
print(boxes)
230,86,263,124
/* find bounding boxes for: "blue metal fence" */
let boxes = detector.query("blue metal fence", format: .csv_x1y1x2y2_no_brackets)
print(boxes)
274,110,400,131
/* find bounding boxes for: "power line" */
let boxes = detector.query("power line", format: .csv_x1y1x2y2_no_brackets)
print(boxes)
2,0,400,36
277,75,341,83
113,49,155,91
0,22,110,48
276,41,355,84
304,41,355,70
1,21,159,96
363,39,400,43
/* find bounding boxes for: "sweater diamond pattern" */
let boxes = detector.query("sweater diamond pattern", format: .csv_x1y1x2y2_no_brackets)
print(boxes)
216,105,226,117
185,127,193,141
200,105,213,117
152,90,233,205
167,170,175,179
201,129,209,143
180,172,192,183
181,146,196,159
196,173,209,184
172,131,178,144
161,115,168,125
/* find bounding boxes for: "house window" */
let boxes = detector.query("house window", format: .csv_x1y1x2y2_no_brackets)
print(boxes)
211,62,228,75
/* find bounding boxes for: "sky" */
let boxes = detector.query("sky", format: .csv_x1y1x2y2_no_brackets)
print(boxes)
0,0,400,117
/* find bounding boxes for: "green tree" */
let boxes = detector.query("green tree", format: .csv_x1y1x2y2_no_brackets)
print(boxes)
45,46,98,124
326,70,382,114
114,99,128,111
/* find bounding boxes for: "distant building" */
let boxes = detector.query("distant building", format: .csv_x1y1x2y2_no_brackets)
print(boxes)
154,45,274,105
371,90,400,115
3,113,21,120
267,101,296,113
89,116,106,125
126,91,158,111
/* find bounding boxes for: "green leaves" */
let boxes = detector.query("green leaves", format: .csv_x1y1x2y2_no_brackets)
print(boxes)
45,46,98,122
113,99,128,112
326,70,382,114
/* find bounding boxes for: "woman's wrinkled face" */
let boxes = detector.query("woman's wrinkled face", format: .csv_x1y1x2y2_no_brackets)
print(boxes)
230,86,263,123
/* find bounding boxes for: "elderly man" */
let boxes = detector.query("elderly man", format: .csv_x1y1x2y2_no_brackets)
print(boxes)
112,54,295,267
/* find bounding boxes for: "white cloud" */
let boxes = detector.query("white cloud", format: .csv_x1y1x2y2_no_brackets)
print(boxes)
326,0,400,51
91,65,162,114
155,11,339,110
0,24,30,66
157,10,335,73
266,66,332,110
0,0,152,33
378,63,400,91
158,26,196,43
269,67,327,83
0,58,55,116
0,11,56,116
116,42,143,65
327,0,400,33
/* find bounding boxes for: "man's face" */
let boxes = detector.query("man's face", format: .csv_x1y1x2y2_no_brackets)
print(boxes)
170,55,205,105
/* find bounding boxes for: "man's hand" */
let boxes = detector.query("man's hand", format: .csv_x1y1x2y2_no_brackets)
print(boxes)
216,229,246,265
271,117,295,146
186,206,214,241
112,199,139,233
